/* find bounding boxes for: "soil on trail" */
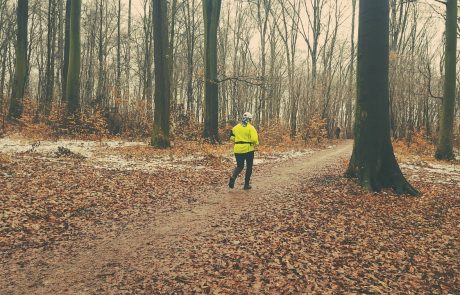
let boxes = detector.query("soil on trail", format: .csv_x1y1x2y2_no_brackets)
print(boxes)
1,141,352,294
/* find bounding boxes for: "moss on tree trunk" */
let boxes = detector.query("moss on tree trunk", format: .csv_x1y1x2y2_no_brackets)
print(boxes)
345,0,419,196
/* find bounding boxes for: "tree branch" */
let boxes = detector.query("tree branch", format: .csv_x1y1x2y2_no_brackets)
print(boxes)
215,75,265,87
433,0,447,5
419,63,443,100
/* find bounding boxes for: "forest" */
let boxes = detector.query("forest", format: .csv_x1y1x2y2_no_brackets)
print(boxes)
0,0,459,293
0,0,457,143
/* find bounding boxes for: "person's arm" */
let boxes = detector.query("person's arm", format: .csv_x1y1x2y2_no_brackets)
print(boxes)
230,129,235,142
251,126,259,145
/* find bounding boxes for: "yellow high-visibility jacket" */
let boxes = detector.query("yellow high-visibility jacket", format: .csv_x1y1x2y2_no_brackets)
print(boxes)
230,123,259,154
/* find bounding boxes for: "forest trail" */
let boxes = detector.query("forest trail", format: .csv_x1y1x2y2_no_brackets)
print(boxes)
3,141,353,294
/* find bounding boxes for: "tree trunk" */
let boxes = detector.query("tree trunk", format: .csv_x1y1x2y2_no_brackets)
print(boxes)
435,0,457,160
96,0,105,109
169,0,177,105
116,0,121,101
151,0,170,148
62,0,71,104
346,0,419,196
203,0,222,143
125,0,131,108
41,0,56,118
66,0,81,115
8,0,28,119
185,0,196,115
346,0,356,138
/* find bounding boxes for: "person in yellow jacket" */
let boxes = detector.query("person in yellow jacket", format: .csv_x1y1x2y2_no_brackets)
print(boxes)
228,112,259,190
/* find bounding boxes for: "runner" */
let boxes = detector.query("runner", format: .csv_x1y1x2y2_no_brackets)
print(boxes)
228,112,259,190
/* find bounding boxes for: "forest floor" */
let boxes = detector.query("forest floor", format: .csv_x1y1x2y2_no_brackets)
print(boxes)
0,135,459,294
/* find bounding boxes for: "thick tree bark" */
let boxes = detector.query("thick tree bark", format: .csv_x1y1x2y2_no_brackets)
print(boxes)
66,0,81,115
8,0,28,119
151,0,170,148
346,0,419,196
203,0,222,143
435,0,457,160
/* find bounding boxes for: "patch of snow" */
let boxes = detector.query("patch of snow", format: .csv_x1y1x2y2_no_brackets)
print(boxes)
93,154,198,172
0,136,317,173
253,149,315,165
401,161,460,185
0,137,146,158
178,155,205,162
0,136,213,173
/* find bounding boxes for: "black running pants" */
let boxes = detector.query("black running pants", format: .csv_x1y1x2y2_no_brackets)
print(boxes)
231,151,254,185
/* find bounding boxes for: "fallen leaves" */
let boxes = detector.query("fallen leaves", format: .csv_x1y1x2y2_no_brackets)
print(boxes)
0,139,459,294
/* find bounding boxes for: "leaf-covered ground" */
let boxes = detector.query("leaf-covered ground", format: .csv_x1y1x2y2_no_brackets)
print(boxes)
0,138,459,294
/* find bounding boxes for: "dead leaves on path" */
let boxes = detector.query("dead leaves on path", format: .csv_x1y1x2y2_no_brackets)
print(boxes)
90,164,459,294
0,153,230,260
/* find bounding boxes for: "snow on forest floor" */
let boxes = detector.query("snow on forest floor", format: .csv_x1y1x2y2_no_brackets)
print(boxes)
0,135,315,173
402,160,460,185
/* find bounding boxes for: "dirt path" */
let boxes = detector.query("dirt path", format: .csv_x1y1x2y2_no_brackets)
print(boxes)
2,141,352,294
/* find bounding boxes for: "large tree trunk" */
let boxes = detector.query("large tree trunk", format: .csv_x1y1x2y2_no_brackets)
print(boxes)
8,0,28,119
435,0,457,160
151,0,170,148
345,0,419,196
203,0,222,143
66,0,81,115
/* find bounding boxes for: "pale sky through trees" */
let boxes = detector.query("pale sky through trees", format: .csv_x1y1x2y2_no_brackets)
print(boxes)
82,0,445,60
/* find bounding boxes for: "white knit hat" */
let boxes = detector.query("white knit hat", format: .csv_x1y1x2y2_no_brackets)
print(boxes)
243,112,253,120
